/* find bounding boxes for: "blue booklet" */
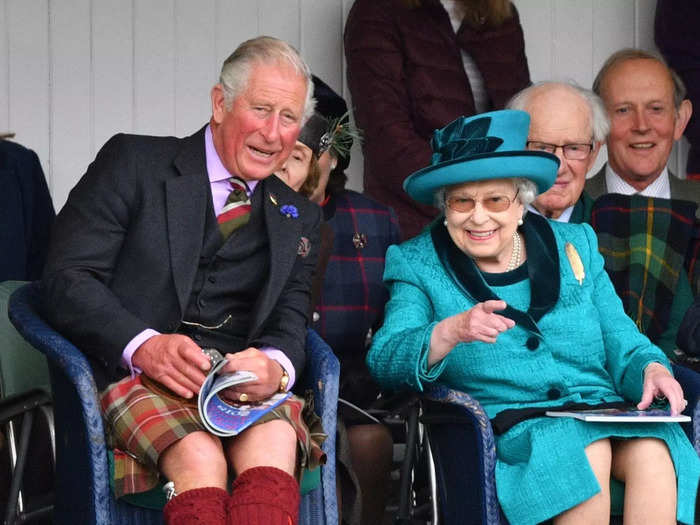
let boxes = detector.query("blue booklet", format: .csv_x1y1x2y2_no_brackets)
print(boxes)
197,359,291,437
545,408,690,423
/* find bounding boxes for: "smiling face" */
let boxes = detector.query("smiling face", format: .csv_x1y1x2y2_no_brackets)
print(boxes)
210,61,308,182
275,141,314,192
600,58,691,190
525,85,600,219
444,179,524,272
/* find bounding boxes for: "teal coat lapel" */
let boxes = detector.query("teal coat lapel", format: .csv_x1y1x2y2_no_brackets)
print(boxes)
431,213,560,336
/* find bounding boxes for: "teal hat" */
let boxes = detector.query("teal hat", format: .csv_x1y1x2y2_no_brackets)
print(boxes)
403,110,560,206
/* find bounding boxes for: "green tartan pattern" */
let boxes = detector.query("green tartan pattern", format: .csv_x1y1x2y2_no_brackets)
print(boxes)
590,194,695,342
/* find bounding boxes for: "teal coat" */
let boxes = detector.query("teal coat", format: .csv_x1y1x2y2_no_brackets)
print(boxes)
368,214,699,524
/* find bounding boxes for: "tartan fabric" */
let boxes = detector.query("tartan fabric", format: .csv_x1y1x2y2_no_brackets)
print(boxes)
314,190,401,406
100,374,326,498
590,193,696,343
217,177,251,239
685,219,700,297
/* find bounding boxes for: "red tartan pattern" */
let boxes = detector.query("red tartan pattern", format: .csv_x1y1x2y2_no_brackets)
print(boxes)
100,375,326,498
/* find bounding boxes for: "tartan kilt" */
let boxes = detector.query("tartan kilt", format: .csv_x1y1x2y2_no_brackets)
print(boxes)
100,374,327,498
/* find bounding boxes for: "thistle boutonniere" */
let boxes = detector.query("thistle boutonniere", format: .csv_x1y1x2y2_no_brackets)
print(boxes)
280,204,298,219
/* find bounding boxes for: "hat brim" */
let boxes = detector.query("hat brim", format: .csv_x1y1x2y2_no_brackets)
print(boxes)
404,151,559,206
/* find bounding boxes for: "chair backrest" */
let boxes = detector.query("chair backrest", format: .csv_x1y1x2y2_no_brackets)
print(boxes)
0,281,50,398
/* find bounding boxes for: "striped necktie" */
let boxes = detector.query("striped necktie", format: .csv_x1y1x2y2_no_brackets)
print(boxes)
217,177,251,239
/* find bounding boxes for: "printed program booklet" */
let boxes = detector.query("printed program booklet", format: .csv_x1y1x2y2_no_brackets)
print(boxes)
198,359,292,437
545,408,690,423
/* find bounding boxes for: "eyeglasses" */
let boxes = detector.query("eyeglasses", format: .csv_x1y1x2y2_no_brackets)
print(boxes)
446,189,519,214
526,141,593,160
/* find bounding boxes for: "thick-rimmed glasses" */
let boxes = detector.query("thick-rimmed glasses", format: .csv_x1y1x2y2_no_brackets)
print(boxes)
526,140,593,160
446,189,519,213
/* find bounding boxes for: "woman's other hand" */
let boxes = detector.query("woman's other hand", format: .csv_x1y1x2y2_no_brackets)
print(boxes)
637,362,687,415
429,300,515,366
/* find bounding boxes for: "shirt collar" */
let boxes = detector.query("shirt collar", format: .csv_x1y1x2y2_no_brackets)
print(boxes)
527,203,574,223
205,125,258,194
605,163,670,198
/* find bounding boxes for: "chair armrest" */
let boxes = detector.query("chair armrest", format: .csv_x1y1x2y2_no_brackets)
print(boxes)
672,363,700,454
8,282,112,523
301,328,339,525
423,384,501,525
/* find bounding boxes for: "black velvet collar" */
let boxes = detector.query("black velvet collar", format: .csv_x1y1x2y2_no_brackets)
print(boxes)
431,213,560,336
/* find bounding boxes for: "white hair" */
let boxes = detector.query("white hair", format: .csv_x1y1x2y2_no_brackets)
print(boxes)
507,81,610,143
218,36,316,124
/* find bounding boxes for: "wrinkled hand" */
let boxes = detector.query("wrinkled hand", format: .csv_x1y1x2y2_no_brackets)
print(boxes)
429,300,515,366
218,348,284,403
132,334,211,399
637,362,687,415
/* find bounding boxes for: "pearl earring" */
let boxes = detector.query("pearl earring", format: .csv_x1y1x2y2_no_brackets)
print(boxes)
443,219,448,226
518,218,523,226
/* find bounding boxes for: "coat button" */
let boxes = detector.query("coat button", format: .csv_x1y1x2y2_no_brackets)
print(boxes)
547,388,561,400
208,276,216,284
198,298,206,307
193,334,202,342
526,337,539,350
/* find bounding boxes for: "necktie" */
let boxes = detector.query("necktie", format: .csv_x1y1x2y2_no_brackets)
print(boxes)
217,177,251,239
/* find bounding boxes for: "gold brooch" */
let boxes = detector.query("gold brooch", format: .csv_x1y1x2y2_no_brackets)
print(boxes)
565,242,585,285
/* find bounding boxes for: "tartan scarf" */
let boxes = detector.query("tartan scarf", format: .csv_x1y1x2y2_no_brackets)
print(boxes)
590,194,696,343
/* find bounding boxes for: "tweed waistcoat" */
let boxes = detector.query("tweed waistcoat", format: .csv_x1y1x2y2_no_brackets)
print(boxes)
180,185,269,351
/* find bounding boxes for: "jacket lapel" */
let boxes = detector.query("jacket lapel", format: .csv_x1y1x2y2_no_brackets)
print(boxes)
248,176,303,339
431,213,560,336
166,127,209,316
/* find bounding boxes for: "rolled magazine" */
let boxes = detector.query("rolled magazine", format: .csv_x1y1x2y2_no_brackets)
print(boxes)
198,358,292,437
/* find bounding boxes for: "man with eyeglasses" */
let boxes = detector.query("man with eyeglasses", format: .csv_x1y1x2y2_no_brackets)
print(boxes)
508,81,607,223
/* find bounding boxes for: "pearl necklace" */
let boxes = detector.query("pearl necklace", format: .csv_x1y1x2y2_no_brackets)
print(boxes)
506,231,521,271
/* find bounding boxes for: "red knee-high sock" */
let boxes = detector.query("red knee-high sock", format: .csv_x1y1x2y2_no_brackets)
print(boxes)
163,486,229,525
227,466,300,525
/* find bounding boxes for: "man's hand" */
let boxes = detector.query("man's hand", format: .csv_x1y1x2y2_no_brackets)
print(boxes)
637,362,687,415
219,348,284,403
132,334,211,399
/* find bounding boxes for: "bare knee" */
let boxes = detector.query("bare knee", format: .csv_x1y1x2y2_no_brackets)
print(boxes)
228,419,297,476
159,431,227,491
347,424,393,465
612,438,675,481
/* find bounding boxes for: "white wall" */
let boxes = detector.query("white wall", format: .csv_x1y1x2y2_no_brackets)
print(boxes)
2,0,682,212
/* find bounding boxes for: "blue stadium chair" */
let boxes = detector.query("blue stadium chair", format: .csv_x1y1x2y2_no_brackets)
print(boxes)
395,366,700,525
8,282,339,525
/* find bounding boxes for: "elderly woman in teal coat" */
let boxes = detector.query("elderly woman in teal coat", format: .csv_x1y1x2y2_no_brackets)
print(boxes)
367,110,700,524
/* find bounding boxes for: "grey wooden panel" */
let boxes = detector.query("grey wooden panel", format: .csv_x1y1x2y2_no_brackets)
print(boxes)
258,0,300,50
134,0,176,135
174,0,217,136
0,0,8,134
300,0,343,94
50,0,92,210
93,0,134,156
517,0,554,83
591,0,635,78
215,0,259,65
8,0,50,187
552,0,593,86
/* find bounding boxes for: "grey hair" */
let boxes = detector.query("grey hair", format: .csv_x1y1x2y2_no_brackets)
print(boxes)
592,48,687,109
507,81,610,142
218,36,316,124
434,177,537,212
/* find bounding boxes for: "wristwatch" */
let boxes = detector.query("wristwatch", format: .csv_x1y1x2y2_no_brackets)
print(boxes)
278,367,290,392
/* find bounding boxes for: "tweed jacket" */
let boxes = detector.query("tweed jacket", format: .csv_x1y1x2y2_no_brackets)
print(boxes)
344,0,530,239
585,163,700,218
312,190,400,405
0,140,55,281
41,127,321,388
367,214,699,524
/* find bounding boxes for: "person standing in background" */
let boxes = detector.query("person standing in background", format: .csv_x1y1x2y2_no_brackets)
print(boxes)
345,0,530,239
